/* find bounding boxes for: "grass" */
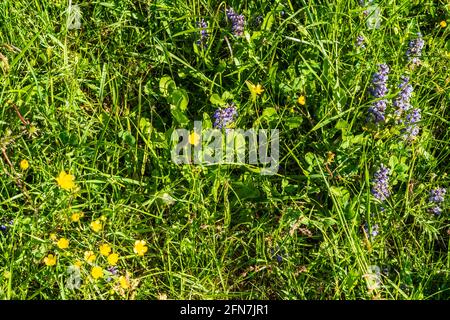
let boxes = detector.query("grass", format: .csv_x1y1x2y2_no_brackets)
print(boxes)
0,0,449,300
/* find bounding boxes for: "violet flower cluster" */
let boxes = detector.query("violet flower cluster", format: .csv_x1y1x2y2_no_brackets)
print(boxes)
226,8,245,36
356,35,365,48
368,64,389,123
393,76,413,119
364,222,379,238
196,19,209,47
429,187,446,215
402,108,421,142
371,164,390,202
213,103,238,129
406,33,425,66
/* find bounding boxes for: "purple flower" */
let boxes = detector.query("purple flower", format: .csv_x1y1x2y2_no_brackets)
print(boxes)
226,8,245,36
106,266,118,282
213,103,238,129
393,76,413,118
430,206,442,215
196,19,209,47
356,35,365,48
429,188,446,204
364,222,379,238
371,164,390,201
368,64,389,123
428,188,445,215
0,225,6,232
406,33,425,65
402,108,421,141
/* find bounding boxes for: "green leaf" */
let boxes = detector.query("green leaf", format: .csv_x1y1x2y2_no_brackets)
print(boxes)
171,106,189,126
285,117,303,129
261,11,275,31
118,130,136,146
210,93,225,106
262,107,277,120
203,112,212,129
159,76,176,97
170,89,189,111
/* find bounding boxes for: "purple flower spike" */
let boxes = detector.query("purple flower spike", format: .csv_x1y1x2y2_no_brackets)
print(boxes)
371,164,390,202
213,103,238,129
406,33,425,66
356,35,365,48
196,19,209,47
393,76,413,118
226,8,245,36
402,108,421,142
429,188,446,204
368,64,390,123
428,188,446,215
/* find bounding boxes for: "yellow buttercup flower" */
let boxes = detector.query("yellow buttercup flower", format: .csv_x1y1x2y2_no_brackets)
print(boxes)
133,240,148,256
99,244,111,256
107,253,119,265
297,95,306,105
91,220,102,232
118,276,130,289
44,254,57,266
188,132,200,146
250,83,264,95
91,266,104,280
56,170,76,191
71,212,84,222
57,238,69,249
50,233,57,241
440,20,447,28
84,250,96,263
74,260,83,269
20,159,29,170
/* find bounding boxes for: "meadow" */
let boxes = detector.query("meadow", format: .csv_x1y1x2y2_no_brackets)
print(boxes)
0,0,449,300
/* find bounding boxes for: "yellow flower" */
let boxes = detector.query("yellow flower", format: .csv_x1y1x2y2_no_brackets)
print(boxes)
118,276,130,289
74,260,83,269
250,83,264,95
19,159,29,170
133,240,148,256
44,254,57,266
50,233,57,241
57,238,69,249
99,244,111,256
71,212,84,222
91,266,104,280
297,95,306,105
107,253,119,265
188,132,201,146
91,220,102,232
84,250,96,263
440,20,447,28
56,170,76,191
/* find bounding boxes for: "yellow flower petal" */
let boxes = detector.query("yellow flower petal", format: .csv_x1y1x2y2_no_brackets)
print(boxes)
20,159,29,170
57,238,69,249
99,244,111,256
84,251,96,263
107,253,119,266
91,220,102,233
297,95,306,105
91,266,103,279
44,254,57,266
56,170,76,191
188,132,201,146
133,240,148,256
